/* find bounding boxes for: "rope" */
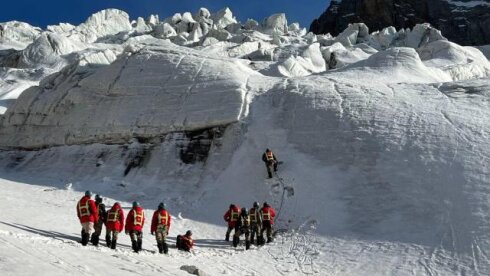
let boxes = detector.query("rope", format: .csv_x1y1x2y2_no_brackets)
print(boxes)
273,170,288,227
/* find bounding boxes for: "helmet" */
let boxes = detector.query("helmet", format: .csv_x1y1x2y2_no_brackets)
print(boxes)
95,194,102,203
253,201,259,208
186,230,192,236
132,201,140,208
113,202,120,208
241,208,248,216
85,190,92,197
266,148,270,152
158,202,165,210
229,204,236,209
263,202,269,207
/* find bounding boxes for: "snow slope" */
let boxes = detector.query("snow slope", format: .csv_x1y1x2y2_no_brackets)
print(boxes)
1,6,490,276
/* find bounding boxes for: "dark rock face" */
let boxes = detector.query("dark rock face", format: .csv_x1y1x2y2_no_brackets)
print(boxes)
310,0,490,46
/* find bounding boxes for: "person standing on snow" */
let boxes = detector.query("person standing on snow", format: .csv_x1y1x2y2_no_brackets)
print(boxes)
249,201,262,245
105,202,124,249
90,194,107,246
76,190,98,246
223,204,240,241
233,208,252,250
262,148,278,178
150,202,171,254
259,202,276,244
176,230,194,252
126,201,145,253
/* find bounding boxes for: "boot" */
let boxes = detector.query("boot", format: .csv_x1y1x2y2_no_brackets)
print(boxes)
81,232,90,246
258,236,265,246
232,236,239,247
162,242,168,254
91,234,99,246
132,240,138,252
106,235,111,247
157,242,163,254
137,238,143,252
111,239,117,250
225,233,230,242
246,240,251,250
267,237,272,243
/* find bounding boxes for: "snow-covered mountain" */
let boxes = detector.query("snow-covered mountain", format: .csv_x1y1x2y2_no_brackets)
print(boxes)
0,7,489,276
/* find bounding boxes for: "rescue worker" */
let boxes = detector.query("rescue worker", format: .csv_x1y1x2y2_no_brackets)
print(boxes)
223,204,240,241
125,201,145,253
90,194,107,246
233,208,251,250
259,202,276,244
150,202,171,254
262,148,278,178
176,230,194,252
105,202,124,249
249,201,262,245
76,190,98,246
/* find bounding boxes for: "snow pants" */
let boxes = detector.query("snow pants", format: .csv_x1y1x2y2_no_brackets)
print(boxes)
106,230,119,249
225,225,235,241
80,222,94,246
260,221,273,243
234,228,251,249
155,225,168,254
91,219,104,245
250,223,261,244
266,161,278,178
129,230,143,252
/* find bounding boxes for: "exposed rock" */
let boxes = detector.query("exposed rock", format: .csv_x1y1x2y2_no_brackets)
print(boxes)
310,0,490,46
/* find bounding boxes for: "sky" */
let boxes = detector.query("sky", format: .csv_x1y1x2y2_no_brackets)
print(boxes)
0,0,330,30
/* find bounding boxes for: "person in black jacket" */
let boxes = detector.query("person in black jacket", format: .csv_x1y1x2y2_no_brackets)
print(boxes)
91,194,107,246
233,208,251,250
262,148,278,178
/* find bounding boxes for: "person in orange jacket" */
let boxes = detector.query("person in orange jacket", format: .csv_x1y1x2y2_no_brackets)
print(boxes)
76,190,98,246
176,230,194,252
125,201,145,252
105,202,124,249
259,202,276,244
223,204,240,241
150,202,171,254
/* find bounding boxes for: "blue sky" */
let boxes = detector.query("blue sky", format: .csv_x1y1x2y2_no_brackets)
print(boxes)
0,0,330,30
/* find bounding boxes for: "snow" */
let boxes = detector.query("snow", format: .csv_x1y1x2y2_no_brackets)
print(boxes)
1,6,490,276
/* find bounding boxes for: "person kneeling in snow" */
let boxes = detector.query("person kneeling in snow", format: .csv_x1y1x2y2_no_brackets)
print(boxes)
76,190,98,246
151,202,171,254
176,230,194,252
105,202,124,249
126,201,145,253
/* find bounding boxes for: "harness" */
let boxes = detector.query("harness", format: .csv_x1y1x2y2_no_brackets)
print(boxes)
158,211,169,225
107,209,119,222
249,208,259,223
230,209,239,222
78,198,90,217
262,209,271,221
266,151,274,161
133,209,144,226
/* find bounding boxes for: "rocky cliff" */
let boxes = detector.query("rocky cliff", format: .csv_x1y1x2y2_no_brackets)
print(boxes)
310,0,490,46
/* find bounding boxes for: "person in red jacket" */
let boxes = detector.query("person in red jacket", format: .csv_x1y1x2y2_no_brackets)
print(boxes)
223,204,240,241
176,230,194,252
150,202,171,254
76,190,98,246
125,201,145,253
105,202,124,249
259,202,276,244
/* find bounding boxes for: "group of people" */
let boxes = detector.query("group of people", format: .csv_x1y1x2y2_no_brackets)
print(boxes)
76,149,281,253
224,201,276,250
76,191,193,253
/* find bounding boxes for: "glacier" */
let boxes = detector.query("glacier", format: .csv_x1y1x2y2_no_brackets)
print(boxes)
0,6,489,276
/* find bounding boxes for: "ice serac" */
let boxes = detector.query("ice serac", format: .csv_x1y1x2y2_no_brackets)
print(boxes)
0,21,42,50
310,0,490,46
68,9,132,43
0,44,254,149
